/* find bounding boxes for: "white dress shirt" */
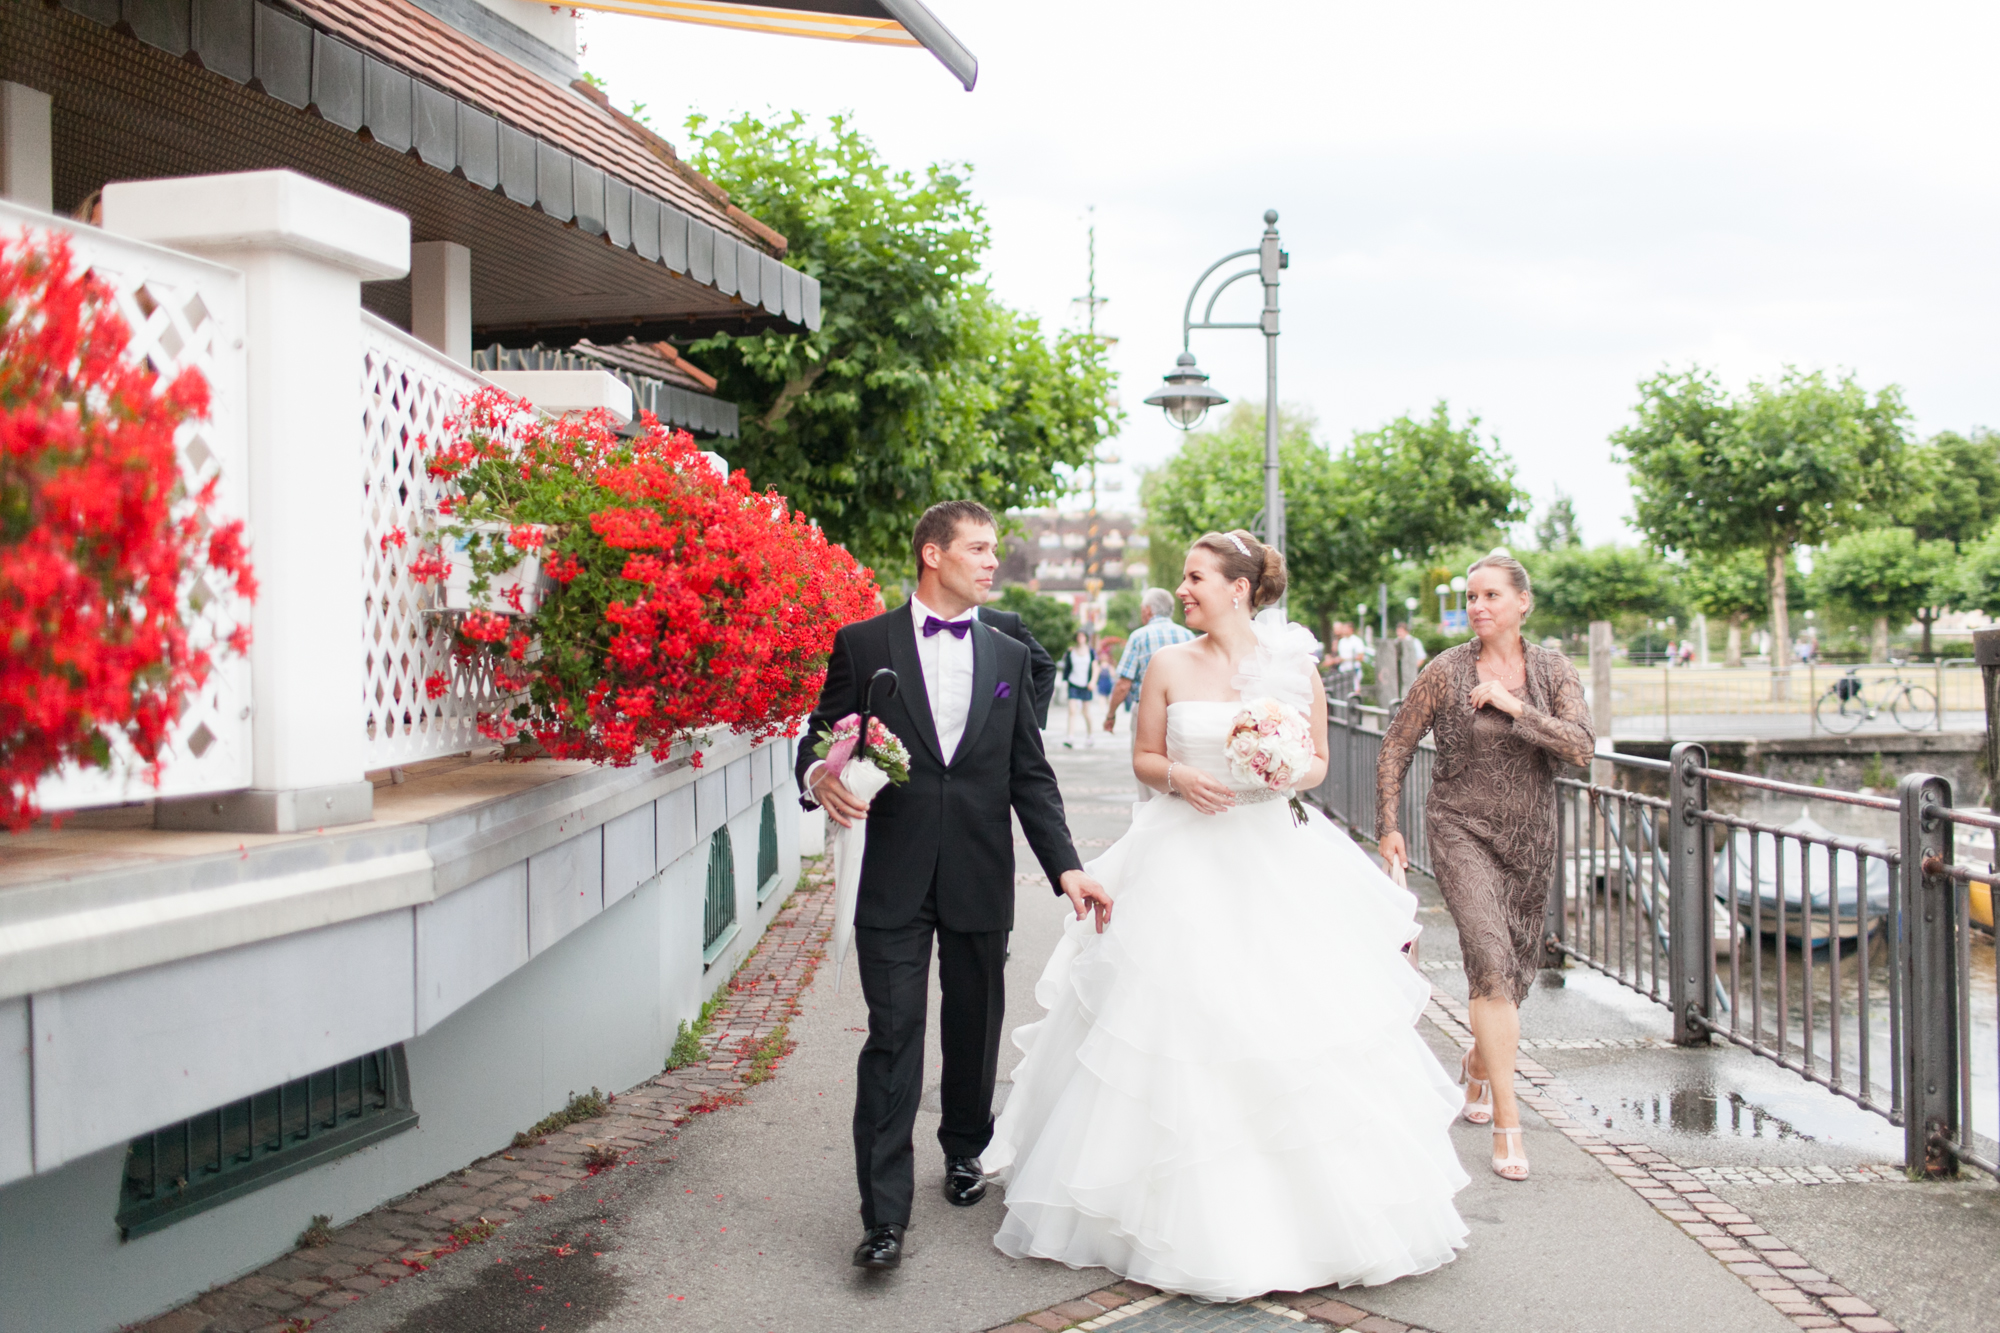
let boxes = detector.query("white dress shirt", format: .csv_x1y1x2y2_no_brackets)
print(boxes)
909,593,975,762
807,596,979,802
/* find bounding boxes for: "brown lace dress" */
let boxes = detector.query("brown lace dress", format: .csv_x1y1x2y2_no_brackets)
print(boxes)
1376,638,1593,1005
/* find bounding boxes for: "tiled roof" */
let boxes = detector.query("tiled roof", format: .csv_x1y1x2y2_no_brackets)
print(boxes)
282,0,769,254
574,338,719,394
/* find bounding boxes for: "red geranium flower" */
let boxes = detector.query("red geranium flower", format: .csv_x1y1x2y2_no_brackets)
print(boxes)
0,232,254,829
427,391,875,765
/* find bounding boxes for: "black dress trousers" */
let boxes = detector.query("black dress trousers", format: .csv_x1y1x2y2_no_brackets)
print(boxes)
851,876,1008,1230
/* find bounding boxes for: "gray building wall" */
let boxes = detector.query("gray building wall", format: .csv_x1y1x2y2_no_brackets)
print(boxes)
0,740,801,1333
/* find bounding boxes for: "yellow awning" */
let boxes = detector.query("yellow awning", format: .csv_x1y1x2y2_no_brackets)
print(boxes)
569,0,977,88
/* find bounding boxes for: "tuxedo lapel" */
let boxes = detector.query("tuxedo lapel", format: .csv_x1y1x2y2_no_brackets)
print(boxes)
883,604,946,767
954,619,1000,767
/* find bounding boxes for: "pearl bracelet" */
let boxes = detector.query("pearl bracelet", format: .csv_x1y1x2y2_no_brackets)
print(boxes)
1166,761,1179,796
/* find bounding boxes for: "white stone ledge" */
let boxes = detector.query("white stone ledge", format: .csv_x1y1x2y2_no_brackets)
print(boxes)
0,731,770,1001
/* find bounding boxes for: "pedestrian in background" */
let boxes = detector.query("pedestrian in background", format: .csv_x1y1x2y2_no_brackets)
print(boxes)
1395,621,1427,667
1102,588,1195,798
1060,629,1097,747
1333,622,1368,698
1375,553,1593,1185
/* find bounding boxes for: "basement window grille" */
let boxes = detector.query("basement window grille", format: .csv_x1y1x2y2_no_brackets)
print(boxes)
756,794,780,904
117,1046,417,1239
702,824,738,964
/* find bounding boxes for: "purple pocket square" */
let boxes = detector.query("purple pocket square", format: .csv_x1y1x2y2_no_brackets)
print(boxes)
994,681,1012,699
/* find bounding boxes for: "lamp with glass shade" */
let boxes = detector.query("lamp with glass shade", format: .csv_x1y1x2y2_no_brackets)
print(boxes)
1143,352,1229,432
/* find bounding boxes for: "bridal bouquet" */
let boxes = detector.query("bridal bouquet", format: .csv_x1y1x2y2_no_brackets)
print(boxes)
813,713,911,988
1225,698,1315,827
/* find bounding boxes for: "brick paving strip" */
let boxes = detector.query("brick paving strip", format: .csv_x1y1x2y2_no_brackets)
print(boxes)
1423,990,1905,1333
134,863,839,1333
984,1280,1440,1333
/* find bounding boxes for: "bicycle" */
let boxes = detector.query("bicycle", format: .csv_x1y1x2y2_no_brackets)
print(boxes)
1813,667,1938,734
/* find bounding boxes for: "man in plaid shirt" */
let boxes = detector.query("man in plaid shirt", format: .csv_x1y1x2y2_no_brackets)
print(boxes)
1101,588,1194,799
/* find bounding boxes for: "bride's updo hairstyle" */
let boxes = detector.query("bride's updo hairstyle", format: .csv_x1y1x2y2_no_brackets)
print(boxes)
1191,529,1287,609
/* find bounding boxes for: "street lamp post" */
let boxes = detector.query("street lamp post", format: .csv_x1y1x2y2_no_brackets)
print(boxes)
1144,210,1288,556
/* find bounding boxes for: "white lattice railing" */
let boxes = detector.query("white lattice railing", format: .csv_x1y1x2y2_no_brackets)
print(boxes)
5,202,256,812
359,313,503,768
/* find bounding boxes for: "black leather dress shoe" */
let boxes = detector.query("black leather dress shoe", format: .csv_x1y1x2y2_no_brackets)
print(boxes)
852,1224,904,1270
943,1156,988,1207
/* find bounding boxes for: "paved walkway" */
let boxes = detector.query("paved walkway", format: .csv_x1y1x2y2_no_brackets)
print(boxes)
139,724,1998,1333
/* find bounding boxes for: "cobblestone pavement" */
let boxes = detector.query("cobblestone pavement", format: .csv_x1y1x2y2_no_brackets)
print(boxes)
984,1281,1438,1333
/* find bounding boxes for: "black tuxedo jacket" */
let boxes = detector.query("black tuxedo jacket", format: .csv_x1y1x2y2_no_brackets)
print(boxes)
797,603,1081,932
977,606,1057,727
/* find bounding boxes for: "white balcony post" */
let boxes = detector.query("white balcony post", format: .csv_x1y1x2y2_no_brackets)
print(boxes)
104,170,409,831
410,240,472,365
0,82,53,211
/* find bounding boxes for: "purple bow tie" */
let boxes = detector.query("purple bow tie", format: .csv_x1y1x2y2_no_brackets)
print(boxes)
923,615,972,639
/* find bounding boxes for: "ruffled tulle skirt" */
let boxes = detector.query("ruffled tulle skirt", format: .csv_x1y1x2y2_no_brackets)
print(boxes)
982,793,1470,1301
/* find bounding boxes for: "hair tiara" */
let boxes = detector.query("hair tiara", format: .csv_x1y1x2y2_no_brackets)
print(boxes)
1226,533,1252,558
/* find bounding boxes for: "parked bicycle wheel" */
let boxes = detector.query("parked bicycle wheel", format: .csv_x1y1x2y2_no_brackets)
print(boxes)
1814,687,1866,734
1892,683,1938,732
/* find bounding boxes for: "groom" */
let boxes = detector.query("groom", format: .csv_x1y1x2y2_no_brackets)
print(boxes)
798,500,1111,1272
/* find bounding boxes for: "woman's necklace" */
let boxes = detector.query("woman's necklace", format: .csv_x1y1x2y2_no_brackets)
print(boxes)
1477,647,1527,691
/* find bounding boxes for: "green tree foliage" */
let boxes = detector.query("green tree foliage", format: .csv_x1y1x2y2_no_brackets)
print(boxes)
1140,404,1346,620
1899,429,2000,547
1143,402,1524,629
1813,526,1955,659
1956,522,2000,616
680,112,1115,573
1614,366,1911,677
1681,549,1775,667
990,584,1075,654
1534,489,1583,550
1521,545,1680,642
1344,403,1527,569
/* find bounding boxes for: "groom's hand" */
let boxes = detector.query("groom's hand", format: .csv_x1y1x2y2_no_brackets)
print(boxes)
1059,869,1114,933
810,768,872,829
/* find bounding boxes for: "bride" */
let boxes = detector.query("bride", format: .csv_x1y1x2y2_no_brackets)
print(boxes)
981,529,1469,1301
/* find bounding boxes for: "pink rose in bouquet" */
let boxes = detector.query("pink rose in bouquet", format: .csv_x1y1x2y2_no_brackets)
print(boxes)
1225,698,1316,826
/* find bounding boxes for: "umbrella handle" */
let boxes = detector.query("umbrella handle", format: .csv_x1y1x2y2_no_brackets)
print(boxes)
856,668,899,767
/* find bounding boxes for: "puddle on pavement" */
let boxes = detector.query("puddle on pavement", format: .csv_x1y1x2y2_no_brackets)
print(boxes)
384,1223,626,1333
1611,1085,1813,1142
1543,970,1907,1161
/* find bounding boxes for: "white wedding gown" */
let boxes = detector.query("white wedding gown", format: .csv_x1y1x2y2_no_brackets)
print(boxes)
982,671,1470,1300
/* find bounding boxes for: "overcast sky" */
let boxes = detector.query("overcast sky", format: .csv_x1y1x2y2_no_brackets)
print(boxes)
584,1,2000,546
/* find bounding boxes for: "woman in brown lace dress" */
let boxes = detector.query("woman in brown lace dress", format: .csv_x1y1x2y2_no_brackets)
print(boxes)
1376,554,1592,1182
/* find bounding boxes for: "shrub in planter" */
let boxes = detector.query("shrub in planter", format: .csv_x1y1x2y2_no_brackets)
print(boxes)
0,233,254,829
424,389,876,764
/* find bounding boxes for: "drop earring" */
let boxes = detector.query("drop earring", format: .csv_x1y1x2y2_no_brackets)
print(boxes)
1233,597,1240,610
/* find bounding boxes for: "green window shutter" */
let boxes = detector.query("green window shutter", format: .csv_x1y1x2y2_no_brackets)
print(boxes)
756,794,780,903
702,825,738,962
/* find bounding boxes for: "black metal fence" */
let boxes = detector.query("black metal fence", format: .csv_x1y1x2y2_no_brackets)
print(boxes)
1310,698,1998,1181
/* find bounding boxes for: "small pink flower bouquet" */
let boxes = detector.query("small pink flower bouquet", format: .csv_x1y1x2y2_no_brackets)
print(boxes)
812,712,911,787
1225,698,1315,827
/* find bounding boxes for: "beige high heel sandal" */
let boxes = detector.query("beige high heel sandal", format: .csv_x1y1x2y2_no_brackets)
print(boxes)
1492,1127,1530,1181
1458,1050,1493,1125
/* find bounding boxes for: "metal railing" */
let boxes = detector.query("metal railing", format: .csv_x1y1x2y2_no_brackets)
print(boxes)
1311,696,1998,1181
1552,754,1677,1005
1312,698,1436,871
